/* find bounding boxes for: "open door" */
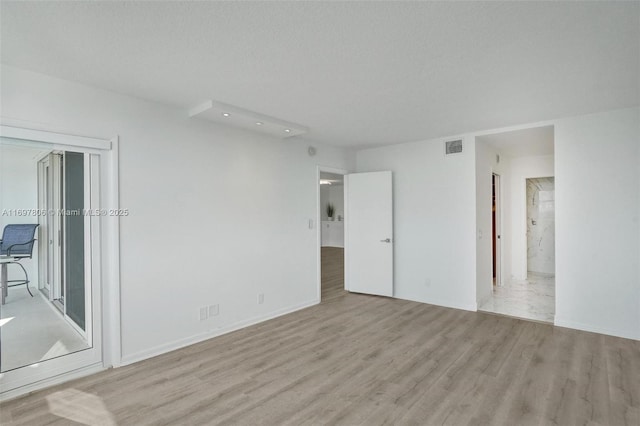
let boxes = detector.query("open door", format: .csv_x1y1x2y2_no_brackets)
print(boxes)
345,171,393,297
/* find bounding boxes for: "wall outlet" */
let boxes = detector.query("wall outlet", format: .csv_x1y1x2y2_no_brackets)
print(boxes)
199,307,208,321
209,304,219,317
258,293,264,304
425,278,431,288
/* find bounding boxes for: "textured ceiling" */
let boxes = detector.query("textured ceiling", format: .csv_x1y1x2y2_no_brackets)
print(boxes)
1,1,638,148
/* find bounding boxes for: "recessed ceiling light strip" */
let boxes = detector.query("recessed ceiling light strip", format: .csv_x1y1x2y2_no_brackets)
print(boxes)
188,100,308,139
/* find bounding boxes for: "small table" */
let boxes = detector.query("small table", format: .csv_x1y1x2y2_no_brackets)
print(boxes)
0,256,14,305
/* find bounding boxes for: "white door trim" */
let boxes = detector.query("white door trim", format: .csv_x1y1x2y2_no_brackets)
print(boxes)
493,173,502,287
37,155,51,294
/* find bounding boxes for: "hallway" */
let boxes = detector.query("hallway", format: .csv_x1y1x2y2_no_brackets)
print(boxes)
479,273,555,323
321,247,344,302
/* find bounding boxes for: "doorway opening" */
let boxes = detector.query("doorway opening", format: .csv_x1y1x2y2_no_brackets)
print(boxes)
0,125,120,400
38,151,92,335
476,125,555,323
525,176,556,309
317,169,346,302
526,177,555,277
1,146,93,372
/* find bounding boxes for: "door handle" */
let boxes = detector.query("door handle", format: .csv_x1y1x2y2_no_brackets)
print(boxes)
380,238,392,243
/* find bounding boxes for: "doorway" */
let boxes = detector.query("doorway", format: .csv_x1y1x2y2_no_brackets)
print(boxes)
524,177,556,318
1,147,92,373
317,168,346,302
0,125,120,400
317,168,395,301
37,151,92,335
476,125,555,324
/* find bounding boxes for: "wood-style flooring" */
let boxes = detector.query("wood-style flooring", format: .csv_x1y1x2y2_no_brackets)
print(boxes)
1,247,639,425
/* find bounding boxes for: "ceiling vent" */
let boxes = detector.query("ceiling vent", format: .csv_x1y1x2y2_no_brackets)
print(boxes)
445,139,463,156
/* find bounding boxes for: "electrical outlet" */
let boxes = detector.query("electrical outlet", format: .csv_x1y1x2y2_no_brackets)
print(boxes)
258,293,264,304
425,278,431,288
209,304,219,317
199,307,208,321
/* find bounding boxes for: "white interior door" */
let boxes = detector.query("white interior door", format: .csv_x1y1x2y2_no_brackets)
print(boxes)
345,171,393,297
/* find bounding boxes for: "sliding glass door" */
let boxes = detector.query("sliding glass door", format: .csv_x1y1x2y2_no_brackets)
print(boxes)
64,151,87,333
0,127,116,399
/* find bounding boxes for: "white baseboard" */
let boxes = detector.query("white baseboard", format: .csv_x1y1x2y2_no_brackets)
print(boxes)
554,317,640,341
476,295,491,311
0,363,105,403
120,299,320,366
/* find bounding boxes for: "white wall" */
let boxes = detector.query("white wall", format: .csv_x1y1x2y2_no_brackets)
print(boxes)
526,178,555,275
1,65,355,363
320,183,344,247
356,137,478,311
358,107,639,341
2,64,637,353
509,155,554,280
0,145,39,285
554,108,639,340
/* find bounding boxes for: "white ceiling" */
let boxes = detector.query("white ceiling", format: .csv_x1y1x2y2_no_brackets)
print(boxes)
477,125,554,158
1,1,638,148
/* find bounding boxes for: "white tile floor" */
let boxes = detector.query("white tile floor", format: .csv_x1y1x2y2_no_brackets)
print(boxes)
1,287,89,372
479,273,555,323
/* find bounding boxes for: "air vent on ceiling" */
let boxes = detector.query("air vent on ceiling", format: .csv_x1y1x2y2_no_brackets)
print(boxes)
445,139,463,156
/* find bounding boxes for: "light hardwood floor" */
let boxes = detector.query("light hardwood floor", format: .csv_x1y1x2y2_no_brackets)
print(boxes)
1,247,639,425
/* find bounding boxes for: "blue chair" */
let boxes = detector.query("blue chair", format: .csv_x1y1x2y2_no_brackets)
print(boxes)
0,224,39,298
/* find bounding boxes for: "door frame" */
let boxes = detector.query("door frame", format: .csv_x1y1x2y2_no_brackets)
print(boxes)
316,166,348,302
0,124,121,400
37,153,64,301
492,173,502,287
37,153,52,296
